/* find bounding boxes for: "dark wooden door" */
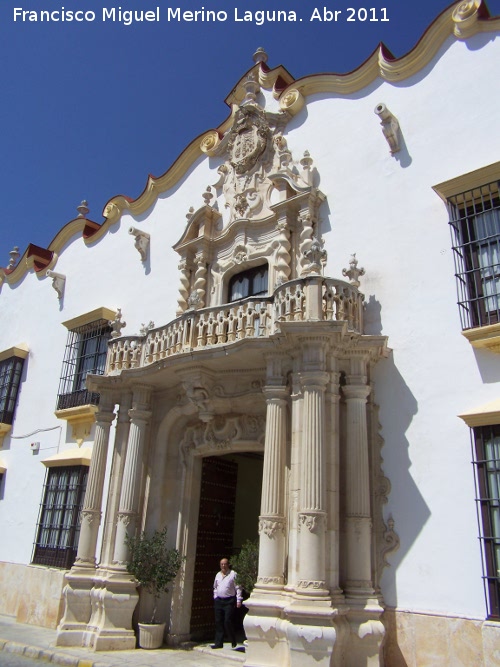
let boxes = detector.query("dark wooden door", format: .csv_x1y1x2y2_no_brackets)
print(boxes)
190,456,238,640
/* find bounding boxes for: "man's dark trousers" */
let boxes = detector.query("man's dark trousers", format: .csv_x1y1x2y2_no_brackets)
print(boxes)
214,595,237,647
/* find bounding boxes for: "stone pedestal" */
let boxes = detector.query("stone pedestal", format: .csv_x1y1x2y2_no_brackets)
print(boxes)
243,593,289,667
284,599,349,667
83,568,139,651
55,568,95,647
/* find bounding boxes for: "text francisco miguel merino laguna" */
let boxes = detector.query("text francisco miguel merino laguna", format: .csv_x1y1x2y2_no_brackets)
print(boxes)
13,6,390,25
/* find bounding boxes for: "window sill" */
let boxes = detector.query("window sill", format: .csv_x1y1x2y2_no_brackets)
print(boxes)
462,323,500,353
54,404,98,446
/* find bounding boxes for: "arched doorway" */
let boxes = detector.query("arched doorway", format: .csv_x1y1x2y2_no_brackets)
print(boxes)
190,452,263,641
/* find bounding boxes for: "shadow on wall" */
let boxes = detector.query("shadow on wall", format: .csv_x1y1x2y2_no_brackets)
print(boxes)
365,295,431,610
472,346,500,384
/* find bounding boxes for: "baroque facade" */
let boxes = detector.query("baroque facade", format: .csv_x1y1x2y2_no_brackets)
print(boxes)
1,2,500,665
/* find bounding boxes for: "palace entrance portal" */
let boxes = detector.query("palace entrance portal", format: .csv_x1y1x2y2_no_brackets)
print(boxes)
190,452,263,640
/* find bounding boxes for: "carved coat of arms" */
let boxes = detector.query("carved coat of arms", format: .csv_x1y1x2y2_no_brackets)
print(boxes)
228,108,269,175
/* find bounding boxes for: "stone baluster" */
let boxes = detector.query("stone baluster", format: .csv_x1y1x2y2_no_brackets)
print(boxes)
113,385,152,566
257,381,288,589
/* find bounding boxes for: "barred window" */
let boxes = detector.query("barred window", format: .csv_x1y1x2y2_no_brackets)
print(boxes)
32,465,88,569
472,425,500,619
0,354,26,425
228,264,268,302
57,319,111,411
447,180,500,329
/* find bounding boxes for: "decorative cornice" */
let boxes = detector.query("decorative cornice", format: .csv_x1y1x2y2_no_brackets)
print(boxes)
1,2,498,289
0,343,29,363
461,322,500,352
433,160,500,201
459,398,500,427
62,306,117,331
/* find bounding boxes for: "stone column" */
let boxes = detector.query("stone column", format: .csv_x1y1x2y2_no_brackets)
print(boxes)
343,371,373,597
296,369,329,596
244,358,289,667
256,384,288,589
343,357,385,667
56,394,115,647
84,384,152,651
326,354,343,601
113,385,152,565
100,393,132,567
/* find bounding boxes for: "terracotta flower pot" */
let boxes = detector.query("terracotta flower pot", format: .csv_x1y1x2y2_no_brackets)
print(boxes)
137,622,166,649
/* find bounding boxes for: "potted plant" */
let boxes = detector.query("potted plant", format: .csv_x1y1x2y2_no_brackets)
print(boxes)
231,539,259,597
125,526,184,649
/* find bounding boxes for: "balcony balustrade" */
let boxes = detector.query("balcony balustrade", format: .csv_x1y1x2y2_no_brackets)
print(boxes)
106,276,364,374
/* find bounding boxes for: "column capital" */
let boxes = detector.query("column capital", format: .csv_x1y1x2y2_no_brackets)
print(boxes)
299,370,329,391
263,385,289,402
128,408,152,424
342,384,371,401
131,384,153,410
94,408,116,426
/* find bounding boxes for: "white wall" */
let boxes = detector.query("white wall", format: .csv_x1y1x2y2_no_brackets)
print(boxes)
1,30,499,622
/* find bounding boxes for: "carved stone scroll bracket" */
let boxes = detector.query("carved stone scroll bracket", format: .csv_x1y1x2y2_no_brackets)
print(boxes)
452,0,482,39
128,226,150,262
279,88,305,116
381,515,400,569
46,270,66,300
374,103,401,154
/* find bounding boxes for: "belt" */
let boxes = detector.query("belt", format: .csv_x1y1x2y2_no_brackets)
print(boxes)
216,595,236,600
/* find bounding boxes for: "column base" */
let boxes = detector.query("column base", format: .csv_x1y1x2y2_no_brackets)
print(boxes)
284,596,349,667
56,565,95,647
82,566,139,651
344,598,385,667
243,588,289,667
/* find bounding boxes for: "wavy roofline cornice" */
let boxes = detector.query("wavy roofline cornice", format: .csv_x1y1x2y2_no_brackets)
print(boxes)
1,0,498,289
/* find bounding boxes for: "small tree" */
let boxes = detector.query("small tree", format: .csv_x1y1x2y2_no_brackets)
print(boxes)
125,527,184,624
231,539,259,595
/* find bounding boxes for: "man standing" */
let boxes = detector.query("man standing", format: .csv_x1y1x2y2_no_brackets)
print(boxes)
212,557,242,649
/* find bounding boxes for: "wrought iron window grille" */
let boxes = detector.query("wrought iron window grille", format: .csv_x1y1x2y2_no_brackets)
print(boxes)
0,355,25,425
32,465,88,569
448,180,500,329
56,319,111,411
471,425,500,620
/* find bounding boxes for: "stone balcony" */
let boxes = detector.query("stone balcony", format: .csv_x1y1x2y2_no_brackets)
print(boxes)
106,276,364,374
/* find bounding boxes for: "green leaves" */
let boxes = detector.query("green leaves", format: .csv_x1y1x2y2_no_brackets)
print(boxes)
231,539,259,594
125,527,184,624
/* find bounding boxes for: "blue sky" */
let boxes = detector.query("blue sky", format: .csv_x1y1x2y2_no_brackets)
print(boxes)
1,0,499,262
